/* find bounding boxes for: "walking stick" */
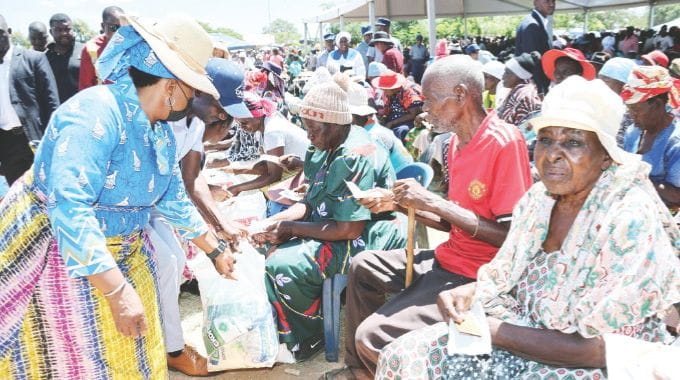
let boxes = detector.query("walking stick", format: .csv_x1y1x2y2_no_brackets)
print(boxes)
405,207,416,287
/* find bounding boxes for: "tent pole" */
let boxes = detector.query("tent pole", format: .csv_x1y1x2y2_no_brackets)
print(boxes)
427,0,436,58
648,1,656,28
369,0,376,28
304,23,308,49
319,22,323,43
583,9,589,33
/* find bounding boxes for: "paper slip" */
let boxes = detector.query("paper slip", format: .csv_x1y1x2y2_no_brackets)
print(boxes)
447,301,491,356
344,180,391,199
246,220,276,235
279,189,304,202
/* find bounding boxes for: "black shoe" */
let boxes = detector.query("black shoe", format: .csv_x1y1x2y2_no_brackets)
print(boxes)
294,336,324,362
180,279,200,296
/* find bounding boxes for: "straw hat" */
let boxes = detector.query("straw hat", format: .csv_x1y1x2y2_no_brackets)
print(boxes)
529,76,638,165
124,14,218,98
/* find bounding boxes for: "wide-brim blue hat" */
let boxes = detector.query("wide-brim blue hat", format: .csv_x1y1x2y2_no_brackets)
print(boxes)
205,58,252,118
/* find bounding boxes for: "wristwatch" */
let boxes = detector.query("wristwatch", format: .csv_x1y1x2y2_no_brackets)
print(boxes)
207,239,227,261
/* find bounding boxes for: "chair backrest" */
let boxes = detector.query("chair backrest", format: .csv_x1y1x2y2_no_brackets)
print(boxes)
396,162,434,188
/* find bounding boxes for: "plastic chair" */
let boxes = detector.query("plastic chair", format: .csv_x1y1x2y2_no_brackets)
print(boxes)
322,162,435,361
396,162,434,187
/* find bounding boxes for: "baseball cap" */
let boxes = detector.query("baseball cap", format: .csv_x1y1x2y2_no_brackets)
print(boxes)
205,58,252,118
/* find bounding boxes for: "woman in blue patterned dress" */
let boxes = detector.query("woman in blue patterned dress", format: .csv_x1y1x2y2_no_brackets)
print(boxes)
0,15,236,378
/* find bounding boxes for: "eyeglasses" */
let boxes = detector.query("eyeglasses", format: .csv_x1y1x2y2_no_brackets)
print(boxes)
105,23,120,32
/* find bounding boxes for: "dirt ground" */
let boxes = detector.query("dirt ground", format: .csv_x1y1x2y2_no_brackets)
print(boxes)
169,228,450,380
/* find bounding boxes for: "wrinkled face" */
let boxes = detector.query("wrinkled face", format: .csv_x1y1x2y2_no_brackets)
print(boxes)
422,78,462,134
303,118,335,150
363,33,371,43
324,40,334,52
625,96,664,131
535,126,611,196
235,116,265,134
50,20,74,47
338,37,349,53
534,0,556,17
553,57,582,84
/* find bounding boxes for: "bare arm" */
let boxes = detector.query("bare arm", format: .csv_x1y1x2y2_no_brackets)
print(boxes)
490,317,606,368
181,151,246,242
287,219,366,241
228,147,285,196
385,106,422,129
654,181,680,209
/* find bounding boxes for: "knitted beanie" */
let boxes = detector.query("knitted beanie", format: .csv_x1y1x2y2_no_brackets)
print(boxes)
299,79,352,125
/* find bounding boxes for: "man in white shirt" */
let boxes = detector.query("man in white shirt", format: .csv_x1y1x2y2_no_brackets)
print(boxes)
151,58,253,377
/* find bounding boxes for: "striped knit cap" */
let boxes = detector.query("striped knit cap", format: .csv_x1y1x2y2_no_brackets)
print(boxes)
299,81,352,125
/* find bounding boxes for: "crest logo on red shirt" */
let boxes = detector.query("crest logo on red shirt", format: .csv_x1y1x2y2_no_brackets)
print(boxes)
468,179,487,200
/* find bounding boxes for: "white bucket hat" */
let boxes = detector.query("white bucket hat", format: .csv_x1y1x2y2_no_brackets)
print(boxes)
529,76,639,165
124,14,218,98
347,82,376,116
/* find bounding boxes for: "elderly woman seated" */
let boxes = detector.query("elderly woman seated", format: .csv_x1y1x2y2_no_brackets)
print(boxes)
252,77,406,360
375,76,680,379
373,70,423,142
621,65,680,210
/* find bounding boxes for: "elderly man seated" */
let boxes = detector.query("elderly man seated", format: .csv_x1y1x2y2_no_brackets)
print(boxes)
326,55,534,379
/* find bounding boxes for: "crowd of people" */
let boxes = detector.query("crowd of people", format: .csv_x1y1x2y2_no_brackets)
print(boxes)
0,0,679,378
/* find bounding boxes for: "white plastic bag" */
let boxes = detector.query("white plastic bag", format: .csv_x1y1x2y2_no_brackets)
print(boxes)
188,242,278,371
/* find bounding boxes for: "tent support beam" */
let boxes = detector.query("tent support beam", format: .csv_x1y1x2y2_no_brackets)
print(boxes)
583,9,589,32
427,0,437,57
369,0,376,28
648,1,657,28
496,0,533,11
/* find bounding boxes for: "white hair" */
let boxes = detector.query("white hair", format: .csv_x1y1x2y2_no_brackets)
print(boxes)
423,55,484,103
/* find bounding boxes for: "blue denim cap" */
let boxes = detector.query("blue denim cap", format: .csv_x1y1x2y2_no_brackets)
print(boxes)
205,58,252,118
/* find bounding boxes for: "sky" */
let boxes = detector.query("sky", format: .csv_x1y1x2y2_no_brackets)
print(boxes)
3,0,352,39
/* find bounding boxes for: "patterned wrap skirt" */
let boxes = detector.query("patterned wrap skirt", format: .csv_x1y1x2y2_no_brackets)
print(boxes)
0,173,166,379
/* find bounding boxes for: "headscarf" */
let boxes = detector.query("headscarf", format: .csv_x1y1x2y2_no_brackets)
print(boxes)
97,25,176,83
621,65,680,109
335,31,351,46
96,25,177,175
242,91,277,118
435,39,448,60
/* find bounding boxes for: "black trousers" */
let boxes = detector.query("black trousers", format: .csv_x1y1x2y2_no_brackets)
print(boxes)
0,128,34,185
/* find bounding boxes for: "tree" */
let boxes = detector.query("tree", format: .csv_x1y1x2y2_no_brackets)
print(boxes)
263,18,301,44
10,31,30,48
72,19,95,43
198,21,243,40
653,4,680,25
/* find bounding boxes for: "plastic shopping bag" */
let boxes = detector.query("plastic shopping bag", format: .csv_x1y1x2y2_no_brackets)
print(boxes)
188,242,278,371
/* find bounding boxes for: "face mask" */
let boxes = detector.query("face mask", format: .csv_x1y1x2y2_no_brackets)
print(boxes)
165,81,193,122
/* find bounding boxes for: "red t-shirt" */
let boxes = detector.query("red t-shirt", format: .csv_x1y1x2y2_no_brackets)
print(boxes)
434,112,532,279
381,47,404,75
79,34,108,90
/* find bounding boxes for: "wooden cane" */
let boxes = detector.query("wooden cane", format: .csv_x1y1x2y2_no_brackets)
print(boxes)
405,207,416,287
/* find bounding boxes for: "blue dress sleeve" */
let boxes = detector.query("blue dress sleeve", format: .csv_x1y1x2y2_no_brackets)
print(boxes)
44,95,120,278
154,162,208,240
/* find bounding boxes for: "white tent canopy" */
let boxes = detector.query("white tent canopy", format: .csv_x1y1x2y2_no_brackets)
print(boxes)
304,0,680,23
302,0,680,55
